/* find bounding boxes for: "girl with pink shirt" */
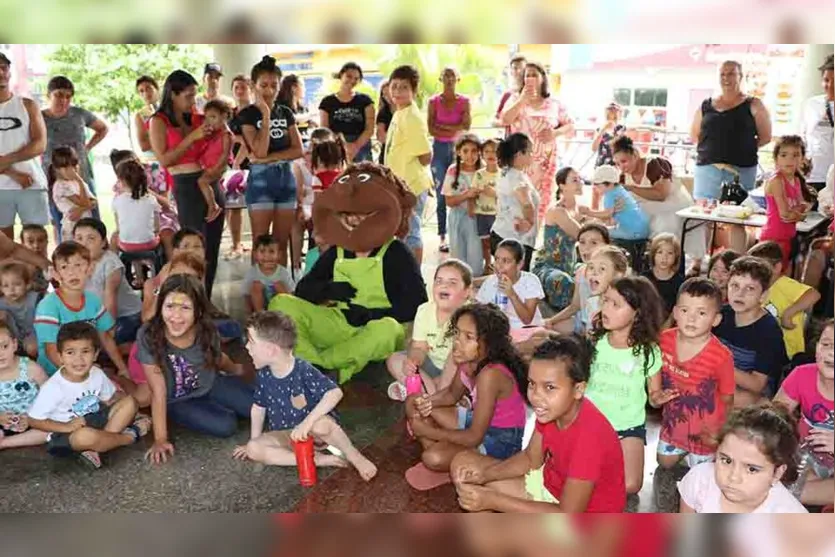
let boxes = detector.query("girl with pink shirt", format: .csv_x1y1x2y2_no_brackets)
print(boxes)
406,303,526,477
761,135,816,272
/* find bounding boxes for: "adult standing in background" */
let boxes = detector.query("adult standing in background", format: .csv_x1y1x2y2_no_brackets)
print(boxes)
194,63,233,115
0,51,49,238
277,74,314,144
318,62,375,162
428,67,471,254
149,69,225,297
500,61,574,221
690,60,772,201
590,101,626,209
494,54,526,129
133,75,160,157
41,75,109,239
225,74,253,261
375,80,394,165
801,54,834,192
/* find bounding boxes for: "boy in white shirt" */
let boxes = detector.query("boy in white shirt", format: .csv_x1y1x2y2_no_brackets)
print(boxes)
27,322,149,469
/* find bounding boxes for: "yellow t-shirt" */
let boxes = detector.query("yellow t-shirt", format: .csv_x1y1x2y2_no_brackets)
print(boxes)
385,103,433,196
764,276,812,358
412,301,452,370
472,168,500,215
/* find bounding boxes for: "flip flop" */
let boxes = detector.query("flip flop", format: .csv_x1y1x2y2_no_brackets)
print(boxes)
405,463,452,491
78,450,102,470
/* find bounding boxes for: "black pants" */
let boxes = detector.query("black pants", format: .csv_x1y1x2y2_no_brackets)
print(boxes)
173,172,225,298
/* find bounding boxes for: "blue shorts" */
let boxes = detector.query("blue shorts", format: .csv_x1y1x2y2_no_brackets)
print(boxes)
114,313,142,345
617,424,647,445
404,190,428,250
476,214,496,238
0,189,49,228
693,164,758,201
457,407,523,460
246,162,297,211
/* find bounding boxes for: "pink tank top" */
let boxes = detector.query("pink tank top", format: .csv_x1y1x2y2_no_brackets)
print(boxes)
459,363,526,429
762,173,803,241
153,112,206,165
432,94,468,143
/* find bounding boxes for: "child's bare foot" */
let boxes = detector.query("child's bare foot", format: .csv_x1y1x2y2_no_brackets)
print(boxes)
206,203,223,222
347,453,378,482
314,452,349,468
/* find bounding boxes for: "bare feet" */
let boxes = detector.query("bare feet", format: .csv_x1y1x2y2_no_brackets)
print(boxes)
314,452,349,468
347,452,378,482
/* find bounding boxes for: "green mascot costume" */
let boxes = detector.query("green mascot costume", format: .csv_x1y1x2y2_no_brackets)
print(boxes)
268,162,428,383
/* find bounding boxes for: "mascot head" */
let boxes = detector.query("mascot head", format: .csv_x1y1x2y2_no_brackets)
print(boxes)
312,162,416,253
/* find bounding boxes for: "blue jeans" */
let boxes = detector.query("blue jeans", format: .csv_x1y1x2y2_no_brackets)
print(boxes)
345,134,373,163
431,139,455,237
167,375,254,438
693,164,758,201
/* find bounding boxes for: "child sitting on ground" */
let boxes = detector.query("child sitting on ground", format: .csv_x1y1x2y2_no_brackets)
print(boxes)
0,261,39,358
233,311,377,481
713,257,788,409
197,99,233,222
581,164,650,274
245,234,295,312
18,224,50,296
0,319,49,450
406,304,527,486
387,259,473,400
657,278,735,471
642,233,685,327
678,402,807,513
774,319,834,507
27,322,149,469
748,241,821,365
73,219,143,353
451,335,626,513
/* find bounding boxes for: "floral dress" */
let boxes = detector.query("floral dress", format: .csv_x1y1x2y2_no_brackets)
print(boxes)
507,96,573,221
532,223,577,310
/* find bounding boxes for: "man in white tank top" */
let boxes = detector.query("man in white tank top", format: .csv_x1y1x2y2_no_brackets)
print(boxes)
0,51,49,238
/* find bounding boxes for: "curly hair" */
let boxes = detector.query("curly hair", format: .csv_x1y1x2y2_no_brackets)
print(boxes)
145,274,219,375
592,276,663,375
718,401,799,484
445,303,528,391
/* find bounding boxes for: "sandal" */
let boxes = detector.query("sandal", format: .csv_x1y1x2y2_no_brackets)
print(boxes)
387,381,408,402
78,450,102,470
124,415,152,443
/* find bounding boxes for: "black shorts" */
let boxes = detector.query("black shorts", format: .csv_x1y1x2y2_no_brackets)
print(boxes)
617,425,647,445
46,408,110,457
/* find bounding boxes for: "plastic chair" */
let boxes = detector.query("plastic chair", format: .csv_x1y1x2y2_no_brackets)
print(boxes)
120,248,162,289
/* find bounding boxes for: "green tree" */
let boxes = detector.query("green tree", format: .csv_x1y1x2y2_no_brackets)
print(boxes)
45,44,213,135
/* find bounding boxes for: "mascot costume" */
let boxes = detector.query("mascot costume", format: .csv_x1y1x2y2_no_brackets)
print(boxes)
268,162,428,383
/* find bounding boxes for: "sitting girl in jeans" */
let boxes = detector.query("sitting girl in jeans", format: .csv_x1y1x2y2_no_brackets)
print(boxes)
138,275,253,464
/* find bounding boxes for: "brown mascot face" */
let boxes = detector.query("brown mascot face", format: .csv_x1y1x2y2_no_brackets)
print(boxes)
312,162,417,253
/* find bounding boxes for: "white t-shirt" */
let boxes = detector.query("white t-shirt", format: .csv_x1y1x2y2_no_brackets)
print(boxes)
729,515,835,557
27,366,116,423
491,168,540,248
476,271,544,330
112,192,160,245
243,264,296,297
88,251,143,318
678,461,808,514
802,95,835,183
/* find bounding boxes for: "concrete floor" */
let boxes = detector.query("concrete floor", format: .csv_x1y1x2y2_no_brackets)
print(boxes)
0,215,681,512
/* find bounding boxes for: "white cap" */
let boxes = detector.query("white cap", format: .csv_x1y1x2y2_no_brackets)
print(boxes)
592,164,620,184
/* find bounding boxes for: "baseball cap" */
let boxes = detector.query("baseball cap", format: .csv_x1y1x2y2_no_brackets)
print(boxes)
204,63,223,76
592,164,620,184
0,52,11,66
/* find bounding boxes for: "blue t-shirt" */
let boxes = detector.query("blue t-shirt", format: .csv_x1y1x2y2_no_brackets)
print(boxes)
713,305,788,394
603,185,650,240
253,358,338,432
33,290,115,376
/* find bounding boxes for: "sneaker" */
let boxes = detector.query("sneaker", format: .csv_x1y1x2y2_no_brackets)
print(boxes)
387,381,407,402
439,243,450,253
78,450,102,470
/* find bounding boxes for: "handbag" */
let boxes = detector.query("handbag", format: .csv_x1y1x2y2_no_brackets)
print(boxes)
720,173,748,205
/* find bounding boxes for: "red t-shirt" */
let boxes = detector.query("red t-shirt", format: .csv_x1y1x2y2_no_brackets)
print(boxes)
536,399,626,513
781,363,835,440
660,329,736,455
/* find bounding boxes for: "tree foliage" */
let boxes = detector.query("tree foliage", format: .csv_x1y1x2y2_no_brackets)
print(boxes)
45,44,213,127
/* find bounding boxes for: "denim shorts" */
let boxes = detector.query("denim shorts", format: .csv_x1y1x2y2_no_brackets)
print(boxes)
657,440,714,468
476,214,496,238
246,161,297,211
114,313,142,345
46,407,110,457
0,189,49,228
404,190,428,250
457,407,523,460
692,164,758,201
617,424,647,444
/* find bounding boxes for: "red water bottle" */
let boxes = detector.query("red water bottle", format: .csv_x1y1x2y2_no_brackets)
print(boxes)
405,372,423,396
293,437,317,487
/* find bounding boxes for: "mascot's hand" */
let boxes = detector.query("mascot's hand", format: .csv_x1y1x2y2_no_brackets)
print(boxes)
327,282,357,303
344,304,373,327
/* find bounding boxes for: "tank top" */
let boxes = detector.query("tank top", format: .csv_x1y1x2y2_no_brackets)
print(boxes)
152,112,206,166
696,98,759,167
0,357,39,415
459,363,526,429
0,94,47,191
431,94,468,143
762,173,803,241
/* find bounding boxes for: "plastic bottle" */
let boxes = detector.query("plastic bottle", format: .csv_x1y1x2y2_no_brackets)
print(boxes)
293,437,317,487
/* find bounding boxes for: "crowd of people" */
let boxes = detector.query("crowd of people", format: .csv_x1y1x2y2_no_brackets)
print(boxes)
0,46,833,514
